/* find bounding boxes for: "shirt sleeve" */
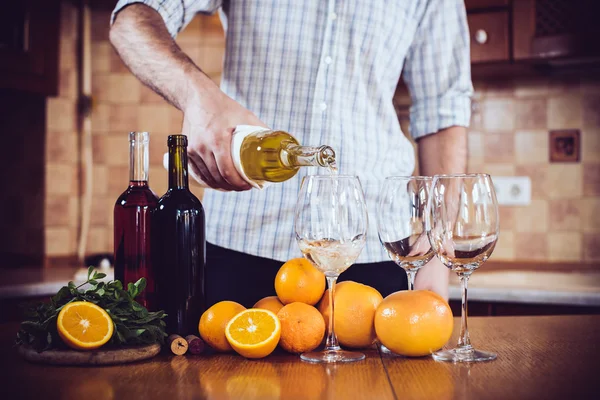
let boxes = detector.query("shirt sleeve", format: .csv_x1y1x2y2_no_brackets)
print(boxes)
402,0,473,139
111,0,223,38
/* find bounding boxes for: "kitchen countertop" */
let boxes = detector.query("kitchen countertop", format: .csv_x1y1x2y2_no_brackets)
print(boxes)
2,315,598,399
2,266,600,307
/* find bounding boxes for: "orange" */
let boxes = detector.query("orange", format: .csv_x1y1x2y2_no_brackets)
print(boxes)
374,290,453,357
277,302,325,354
56,301,114,350
274,258,326,305
317,281,383,348
225,309,281,359
199,301,246,352
253,296,284,315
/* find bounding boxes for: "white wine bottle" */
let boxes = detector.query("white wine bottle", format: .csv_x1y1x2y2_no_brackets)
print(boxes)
163,125,336,189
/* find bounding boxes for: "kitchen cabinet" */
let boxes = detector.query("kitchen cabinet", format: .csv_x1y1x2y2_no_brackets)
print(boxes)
468,11,510,63
465,0,509,10
0,0,60,96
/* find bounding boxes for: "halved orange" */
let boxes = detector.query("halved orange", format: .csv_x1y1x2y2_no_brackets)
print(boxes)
57,301,114,350
225,309,281,359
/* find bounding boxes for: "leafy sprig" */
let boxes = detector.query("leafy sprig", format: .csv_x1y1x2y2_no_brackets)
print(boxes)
16,267,167,352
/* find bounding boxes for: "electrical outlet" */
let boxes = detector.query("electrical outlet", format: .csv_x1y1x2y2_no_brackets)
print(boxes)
491,176,531,206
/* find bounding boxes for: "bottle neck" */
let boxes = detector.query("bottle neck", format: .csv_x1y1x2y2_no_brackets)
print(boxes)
129,132,150,184
280,142,336,169
168,143,189,189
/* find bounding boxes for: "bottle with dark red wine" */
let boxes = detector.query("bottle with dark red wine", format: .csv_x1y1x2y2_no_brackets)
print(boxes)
114,132,158,309
153,135,206,335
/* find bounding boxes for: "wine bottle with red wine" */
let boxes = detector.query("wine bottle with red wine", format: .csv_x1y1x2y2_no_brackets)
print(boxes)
152,135,206,335
114,132,158,309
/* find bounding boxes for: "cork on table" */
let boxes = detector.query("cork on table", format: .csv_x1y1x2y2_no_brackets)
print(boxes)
1,316,598,399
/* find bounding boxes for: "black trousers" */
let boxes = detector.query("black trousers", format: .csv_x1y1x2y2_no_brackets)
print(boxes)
205,243,408,308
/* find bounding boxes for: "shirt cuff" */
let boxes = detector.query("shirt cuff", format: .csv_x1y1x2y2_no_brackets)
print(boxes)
409,94,472,139
111,0,184,38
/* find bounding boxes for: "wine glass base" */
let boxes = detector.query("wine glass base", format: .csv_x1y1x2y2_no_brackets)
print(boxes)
432,347,497,363
379,344,402,357
301,349,365,363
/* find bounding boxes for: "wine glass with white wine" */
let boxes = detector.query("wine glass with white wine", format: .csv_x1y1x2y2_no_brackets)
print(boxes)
428,174,499,362
295,175,368,363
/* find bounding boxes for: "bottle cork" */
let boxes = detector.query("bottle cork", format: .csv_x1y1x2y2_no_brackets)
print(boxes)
185,335,205,355
167,334,188,356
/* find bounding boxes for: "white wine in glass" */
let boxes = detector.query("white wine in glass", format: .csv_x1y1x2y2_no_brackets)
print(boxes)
294,175,368,363
428,173,499,363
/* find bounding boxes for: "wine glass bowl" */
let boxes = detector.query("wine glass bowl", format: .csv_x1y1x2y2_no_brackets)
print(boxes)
377,176,434,290
294,175,368,363
427,174,499,363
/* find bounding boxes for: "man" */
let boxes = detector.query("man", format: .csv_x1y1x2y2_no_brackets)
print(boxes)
110,0,472,307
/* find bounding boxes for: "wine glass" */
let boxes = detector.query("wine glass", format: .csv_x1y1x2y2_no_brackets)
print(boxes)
295,175,368,363
377,176,434,291
427,174,499,362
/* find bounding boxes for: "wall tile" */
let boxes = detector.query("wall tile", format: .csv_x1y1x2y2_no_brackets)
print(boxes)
484,132,514,163
582,128,600,163
515,165,548,199
138,105,172,134
514,130,548,165
92,134,108,164
514,199,548,233
150,166,168,197
583,163,600,196
498,206,514,231
199,14,226,46
108,74,142,104
482,164,515,177
92,42,111,73
582,95,600,128
545,164,583,199
59,69,77,99
91,10,111,42
47,98,76,132
59,34,76,72
515,98,547,130
169,107,184,133
468,132,484,165
45,195,78,228
92,104,111,132
91,196,109,227
548,232,582,261
87,227,108,254
109,166,130,194
46,164,76,195
483,99,515,132
548,95,583,129
93,165,108,195
141,84,166,104
583,233,600,262
198,45,226,75
110,47,130,73
105,134,130,166
549,199,581,231
581,198,600,233
47,130,77,163
109,105,139,132
45,227,75,256
491,230,515,261
515,232,548,260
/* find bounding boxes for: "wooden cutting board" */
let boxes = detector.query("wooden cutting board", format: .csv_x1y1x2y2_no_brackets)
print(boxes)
18,343,161,366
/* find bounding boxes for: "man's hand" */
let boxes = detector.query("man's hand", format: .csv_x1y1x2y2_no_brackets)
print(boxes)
183,81,267,191
110,4,266,191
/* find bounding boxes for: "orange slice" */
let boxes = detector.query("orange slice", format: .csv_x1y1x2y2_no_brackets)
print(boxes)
225,309,281,359
57,301,114,350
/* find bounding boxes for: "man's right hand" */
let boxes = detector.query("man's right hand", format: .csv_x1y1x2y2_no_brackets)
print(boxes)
182,78,268,191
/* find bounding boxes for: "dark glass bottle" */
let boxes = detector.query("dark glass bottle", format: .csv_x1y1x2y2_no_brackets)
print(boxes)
114,132,158,309
153,135,206,335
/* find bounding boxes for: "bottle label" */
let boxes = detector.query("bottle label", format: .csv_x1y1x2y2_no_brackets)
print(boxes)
162,125,271,190
231,125,271,189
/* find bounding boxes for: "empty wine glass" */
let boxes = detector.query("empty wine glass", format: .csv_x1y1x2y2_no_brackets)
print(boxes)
295,175,368,363
377,176,434,291
428,174,499,362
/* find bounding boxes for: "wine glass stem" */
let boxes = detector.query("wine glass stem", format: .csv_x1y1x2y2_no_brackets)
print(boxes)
458,274,472,350
325,276,341,351
406,270,416,291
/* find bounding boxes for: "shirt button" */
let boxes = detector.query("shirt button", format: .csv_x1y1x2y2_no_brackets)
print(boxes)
324,56,332,65
319,102,327,111
330,12,337,21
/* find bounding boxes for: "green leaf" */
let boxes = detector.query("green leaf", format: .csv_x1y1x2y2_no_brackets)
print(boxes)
94,272,107,279
88,279,98,286
127,282,138,298
87,266,94,280
134,278,147,296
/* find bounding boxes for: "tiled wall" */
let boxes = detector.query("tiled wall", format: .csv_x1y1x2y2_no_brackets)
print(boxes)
45,3,599,264
468,78,600,263
44,4,221,258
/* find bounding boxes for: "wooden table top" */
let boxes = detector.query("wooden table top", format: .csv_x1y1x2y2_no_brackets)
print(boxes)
1,315,599,400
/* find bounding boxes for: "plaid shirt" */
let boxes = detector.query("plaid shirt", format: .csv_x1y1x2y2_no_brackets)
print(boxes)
112,0,473,262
